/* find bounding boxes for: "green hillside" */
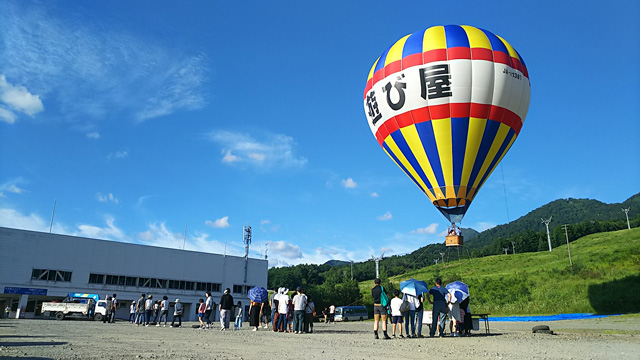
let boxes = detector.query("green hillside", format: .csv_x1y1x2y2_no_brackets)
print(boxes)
360,227,640,315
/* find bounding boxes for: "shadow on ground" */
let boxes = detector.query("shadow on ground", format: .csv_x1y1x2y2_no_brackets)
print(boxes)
588,275,640,314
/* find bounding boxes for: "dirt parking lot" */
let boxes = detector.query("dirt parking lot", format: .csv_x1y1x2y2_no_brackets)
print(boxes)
1,316,639,359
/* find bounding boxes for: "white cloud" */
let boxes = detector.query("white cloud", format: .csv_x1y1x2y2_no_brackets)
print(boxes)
205,216,230,228
107,150,128,160
411,223,439,234
87,132,100,139
96,192,119,204
261,220,271,225
0,5,207,124
342,177,357,189
0,75,44,122
0,106,16,124
74,215,127,241
377,211,392,221
208,130,307,170
222,150,240,164
268,240,302,259
0,208,49,232
371,192,379,198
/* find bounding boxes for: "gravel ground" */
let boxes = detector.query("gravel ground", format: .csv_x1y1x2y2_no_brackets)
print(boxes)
1,316,638,360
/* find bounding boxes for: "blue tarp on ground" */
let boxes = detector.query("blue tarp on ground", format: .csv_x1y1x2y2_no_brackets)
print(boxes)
488,313,621,322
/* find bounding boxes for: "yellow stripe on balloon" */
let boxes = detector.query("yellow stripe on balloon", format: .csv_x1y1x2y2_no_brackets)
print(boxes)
431,118,455,199
399,125,445,200
470,123,511,191
461,25,492,49
383,135,436,202
460,118,487,193
367,57,380,82
497,35,520,61
422,26,446,51
385,35,410,66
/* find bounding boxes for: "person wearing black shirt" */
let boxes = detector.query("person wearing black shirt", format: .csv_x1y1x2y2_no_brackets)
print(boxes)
219,288,234,331
427,278,450,337
371,278,391,339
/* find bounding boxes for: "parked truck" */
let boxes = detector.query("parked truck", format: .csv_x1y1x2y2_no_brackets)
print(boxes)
41,293,107,321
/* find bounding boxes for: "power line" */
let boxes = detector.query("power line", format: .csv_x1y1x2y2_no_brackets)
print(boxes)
562,224,573,268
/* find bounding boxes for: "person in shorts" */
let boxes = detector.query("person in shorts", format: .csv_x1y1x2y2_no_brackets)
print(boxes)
390,289,404,338
371,278,391,339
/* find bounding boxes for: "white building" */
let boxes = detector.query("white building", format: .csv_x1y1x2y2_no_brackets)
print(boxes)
0,227,267,322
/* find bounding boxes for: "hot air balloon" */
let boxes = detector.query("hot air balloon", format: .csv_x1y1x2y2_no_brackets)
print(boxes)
363,25,530,244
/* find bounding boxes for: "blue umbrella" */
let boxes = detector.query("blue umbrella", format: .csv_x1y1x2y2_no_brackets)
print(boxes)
445,281,469,302
247,286,268,303
399,278,429,296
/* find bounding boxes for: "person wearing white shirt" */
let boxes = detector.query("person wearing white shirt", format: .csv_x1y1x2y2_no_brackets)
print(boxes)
402,292,421,338
389,290,404,338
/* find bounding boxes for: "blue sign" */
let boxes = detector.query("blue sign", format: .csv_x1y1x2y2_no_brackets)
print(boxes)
4,287,48,296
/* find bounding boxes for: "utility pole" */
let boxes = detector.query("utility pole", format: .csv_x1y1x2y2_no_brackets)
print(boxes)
439,252,445,264
371,252,385,279
350,260,354,280
243,224,252,283
433,258,439,265
511,241,516,254
503,247,509,255
49,200,56,233
183,223,187,250
562,224,573,268
623,208,631,230
541,216,553,252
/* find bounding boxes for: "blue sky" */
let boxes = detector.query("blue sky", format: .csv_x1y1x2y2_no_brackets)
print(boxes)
1,1,638,267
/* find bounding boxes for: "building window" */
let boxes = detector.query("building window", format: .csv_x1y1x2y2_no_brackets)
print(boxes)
233,285,246,294
31,269,72,282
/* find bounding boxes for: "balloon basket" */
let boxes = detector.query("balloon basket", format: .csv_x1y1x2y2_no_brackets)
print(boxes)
445,235,463,247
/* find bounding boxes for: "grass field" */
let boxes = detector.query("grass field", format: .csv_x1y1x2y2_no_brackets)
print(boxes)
360,228,640,316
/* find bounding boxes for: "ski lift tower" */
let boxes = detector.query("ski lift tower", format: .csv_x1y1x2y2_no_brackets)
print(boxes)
243,224,252,283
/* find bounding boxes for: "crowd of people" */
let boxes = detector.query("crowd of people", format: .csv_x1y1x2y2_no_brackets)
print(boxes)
371,277,472,340
116,287,316,333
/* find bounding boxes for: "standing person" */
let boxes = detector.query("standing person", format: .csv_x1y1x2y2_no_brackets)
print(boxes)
4,305,10,319
144,295,154,326
153,300,161,323
447,292,461,336
276,288,290,332
204,291,214,329
415,293,425,337
292,286,307,334
303,295,315,333
286,299,294,332
110,294,117,323
103,296,113,324
135,293,146,326
427,278,450,337
260,299,270,329
322,307,328,323
234,301,243,330
197,298,206,329
371,278,391,340
390,290,404,338
157,296,169,327
402,292,420,338
328,304,335,323
270,290,278,329
129,301,136,323
460,296,472,336
171,299,183,328
248,300,263,331
219,288,234,331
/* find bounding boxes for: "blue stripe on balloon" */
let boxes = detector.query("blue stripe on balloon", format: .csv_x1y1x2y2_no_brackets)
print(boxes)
389,130,433,191
467,119,501,189
415,121,445,189
480,28,508,53
444,25,470,48
374,46,391,74
402,31,424,58
474,128,515,193
382,141,426,195
451,117,469,187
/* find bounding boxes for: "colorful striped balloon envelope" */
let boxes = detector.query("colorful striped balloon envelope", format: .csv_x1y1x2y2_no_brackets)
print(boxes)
363,25,531,223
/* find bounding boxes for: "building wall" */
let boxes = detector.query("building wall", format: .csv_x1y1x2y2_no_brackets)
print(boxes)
0,227,267,322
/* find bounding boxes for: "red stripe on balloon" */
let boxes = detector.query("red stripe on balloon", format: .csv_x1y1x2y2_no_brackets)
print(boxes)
423,49,447,63
471,48,493,61
447,47,471,60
